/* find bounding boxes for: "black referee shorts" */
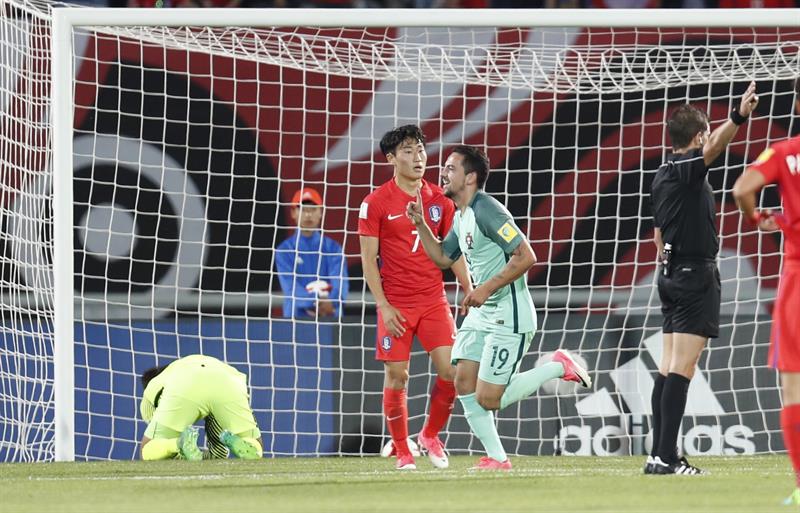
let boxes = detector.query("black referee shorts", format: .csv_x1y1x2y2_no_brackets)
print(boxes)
657,260,720,339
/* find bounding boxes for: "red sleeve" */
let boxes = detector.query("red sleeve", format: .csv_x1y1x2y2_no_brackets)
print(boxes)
357,192,382,237
749,145,783,185
438,198,455,238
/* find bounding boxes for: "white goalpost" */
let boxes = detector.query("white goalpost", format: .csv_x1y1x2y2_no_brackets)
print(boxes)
1,1,798,461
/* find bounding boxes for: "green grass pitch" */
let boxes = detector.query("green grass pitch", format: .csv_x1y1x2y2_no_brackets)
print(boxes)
0,455,794,513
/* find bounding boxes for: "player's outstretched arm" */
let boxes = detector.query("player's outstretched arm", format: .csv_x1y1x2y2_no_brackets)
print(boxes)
704,81,758,166
406,190,455,269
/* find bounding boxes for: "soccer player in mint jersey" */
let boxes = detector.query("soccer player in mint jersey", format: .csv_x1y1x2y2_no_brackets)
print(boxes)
408,145,591,470
358,125,472,471
139,354,262,461
733,76,800,506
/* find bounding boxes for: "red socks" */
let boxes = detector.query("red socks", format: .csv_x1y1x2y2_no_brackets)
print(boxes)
383,387,409,454
384,379,455,453
782,404,800,487
423,377,456,438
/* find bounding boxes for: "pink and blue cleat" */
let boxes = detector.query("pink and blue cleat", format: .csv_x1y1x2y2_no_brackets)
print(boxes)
552,349,592,389
470,456,512,471
417,432,449,469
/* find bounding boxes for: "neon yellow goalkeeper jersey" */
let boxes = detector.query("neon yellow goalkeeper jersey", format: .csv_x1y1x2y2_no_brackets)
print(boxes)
442,190,537,334
140,354,249,424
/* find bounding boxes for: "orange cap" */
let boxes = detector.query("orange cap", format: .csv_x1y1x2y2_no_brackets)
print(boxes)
291,187,323,206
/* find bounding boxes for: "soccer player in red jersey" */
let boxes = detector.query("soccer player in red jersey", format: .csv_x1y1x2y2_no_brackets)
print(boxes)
358,125,472,470
733,77,800,505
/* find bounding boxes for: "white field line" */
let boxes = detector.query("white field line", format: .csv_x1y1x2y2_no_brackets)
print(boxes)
21,466,792,482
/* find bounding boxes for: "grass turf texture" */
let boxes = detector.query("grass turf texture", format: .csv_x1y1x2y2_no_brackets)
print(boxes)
0,455,793,513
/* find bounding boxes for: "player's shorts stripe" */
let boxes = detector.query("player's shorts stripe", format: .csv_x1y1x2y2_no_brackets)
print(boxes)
506,253,519,333
505,334,527,385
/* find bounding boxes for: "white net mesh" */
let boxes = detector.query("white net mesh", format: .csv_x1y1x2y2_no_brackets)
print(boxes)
1,0,798,460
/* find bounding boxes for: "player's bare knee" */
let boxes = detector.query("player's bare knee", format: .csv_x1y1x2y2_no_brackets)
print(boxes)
439,365,456,382
385,369,409,389
455,378,474,396
669,363,694,379
476,392,500,411
782,373,800,405
454,370,477,396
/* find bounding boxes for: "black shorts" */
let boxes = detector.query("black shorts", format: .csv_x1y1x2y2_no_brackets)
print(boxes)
657,260,720,338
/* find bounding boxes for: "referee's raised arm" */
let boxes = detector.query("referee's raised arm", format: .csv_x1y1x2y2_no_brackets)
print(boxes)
644,82,758,477
703,81,759,166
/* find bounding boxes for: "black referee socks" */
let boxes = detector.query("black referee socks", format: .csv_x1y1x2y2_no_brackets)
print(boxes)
657,372,691,464
650,373,667,458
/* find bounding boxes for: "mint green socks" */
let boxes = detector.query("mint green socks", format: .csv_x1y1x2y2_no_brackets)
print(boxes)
459,393,507,462
458,362,565,462
499,361,564,410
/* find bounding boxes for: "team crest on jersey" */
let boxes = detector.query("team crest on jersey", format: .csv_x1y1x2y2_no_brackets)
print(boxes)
381,336,392,351
465,232,474,250
428,205,442,223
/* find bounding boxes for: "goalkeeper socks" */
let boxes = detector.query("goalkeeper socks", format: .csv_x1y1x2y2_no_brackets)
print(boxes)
499,362,563,410
649,373,667,458
141,438,179,460
781,404,800,487
422,377,456,438
459,393,507,463
657,372,690,464
383,387,410,455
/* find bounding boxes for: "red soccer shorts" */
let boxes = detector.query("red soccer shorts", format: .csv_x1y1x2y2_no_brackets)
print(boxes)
375,297,456,362
770,262,800,372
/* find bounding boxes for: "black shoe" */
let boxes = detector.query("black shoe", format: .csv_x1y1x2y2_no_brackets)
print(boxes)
643,455,656,474
676,456,704,475
651,456,704,475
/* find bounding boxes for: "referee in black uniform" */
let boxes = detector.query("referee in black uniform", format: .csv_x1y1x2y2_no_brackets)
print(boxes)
646,82,759,475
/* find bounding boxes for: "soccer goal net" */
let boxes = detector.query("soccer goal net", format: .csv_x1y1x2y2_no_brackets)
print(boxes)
1,1,798,461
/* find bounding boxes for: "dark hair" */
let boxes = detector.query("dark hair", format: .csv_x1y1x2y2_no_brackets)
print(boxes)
451,145,490,189
141,364,169,390
667,104,708,150
795,76,800,98
379,125,426,157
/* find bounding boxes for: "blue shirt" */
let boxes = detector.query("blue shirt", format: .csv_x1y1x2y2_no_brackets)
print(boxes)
275,231,349,318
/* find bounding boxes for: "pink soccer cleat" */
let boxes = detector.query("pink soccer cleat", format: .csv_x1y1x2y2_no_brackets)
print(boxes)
552,349,592,389
470,456,512,471
417,432,449,469
395,452,417,470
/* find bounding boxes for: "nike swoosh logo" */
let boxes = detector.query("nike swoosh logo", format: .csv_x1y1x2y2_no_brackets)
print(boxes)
388,214,403,220
387,415,403,422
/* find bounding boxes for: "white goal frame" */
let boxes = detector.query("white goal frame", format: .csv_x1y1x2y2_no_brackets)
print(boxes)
50,7,800,461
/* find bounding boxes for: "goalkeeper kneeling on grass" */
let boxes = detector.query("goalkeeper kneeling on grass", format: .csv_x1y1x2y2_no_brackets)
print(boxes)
139,354,263,461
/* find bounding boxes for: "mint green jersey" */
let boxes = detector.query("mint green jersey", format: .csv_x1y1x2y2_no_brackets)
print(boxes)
442,191,537,333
